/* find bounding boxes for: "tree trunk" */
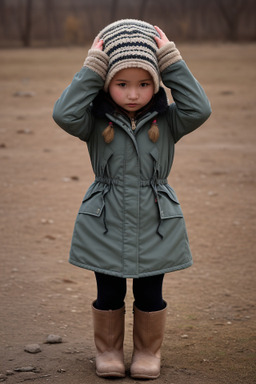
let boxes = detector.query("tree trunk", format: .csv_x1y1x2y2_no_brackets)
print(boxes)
216,0,246,41
22,0,33,47
110,0,118,22
138,0,149,20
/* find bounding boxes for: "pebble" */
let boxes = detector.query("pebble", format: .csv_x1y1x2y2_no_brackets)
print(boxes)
17,128,33,134
0,374,6,382
13,91,35,97
6,370,14,376
14,366,35,372
24,344,41,354
44,235,56,240
41,218,54,224
181,334,189,339
46,334,62,344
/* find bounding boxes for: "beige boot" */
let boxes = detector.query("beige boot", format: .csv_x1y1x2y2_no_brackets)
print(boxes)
92,301,126,378
130,303,167,379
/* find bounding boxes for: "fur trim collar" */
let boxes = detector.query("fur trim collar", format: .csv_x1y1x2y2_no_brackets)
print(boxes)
92,87,169,118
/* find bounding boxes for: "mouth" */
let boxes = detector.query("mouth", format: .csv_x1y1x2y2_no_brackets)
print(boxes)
127,104,138,108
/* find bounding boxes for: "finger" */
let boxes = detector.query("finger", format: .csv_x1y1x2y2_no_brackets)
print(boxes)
154,26,164,38
93,35,100,44
95,39,104,50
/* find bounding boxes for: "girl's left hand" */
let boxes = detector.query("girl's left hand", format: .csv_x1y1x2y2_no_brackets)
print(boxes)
154,26,170,48
91,35,104,51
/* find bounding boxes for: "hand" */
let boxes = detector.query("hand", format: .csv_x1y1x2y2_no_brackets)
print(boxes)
154,26,170,48
91,35,104,51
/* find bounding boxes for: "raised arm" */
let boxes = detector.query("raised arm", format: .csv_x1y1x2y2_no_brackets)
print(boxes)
154,26,211,143
53,37,109,141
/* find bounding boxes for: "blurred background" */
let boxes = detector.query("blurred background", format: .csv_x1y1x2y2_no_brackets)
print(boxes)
0,1,256,383
0,0,255,47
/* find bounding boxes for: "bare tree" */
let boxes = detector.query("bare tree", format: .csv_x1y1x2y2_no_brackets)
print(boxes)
20,0,33,47
110,0,119,22
215,0,249,41
138,0,150,20
0,0,7,38
44,0,60,44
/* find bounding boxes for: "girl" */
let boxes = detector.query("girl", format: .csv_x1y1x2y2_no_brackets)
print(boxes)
53,19,211,379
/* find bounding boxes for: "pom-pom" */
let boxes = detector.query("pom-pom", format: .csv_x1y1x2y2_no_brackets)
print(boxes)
148,119,159,143
102,122,114,143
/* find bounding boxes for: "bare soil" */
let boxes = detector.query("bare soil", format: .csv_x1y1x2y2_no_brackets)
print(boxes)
0,43,255,384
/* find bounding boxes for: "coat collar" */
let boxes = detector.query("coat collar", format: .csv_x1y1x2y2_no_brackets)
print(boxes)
92,87,169,119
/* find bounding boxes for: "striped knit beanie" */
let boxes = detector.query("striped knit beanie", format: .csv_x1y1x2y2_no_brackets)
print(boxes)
99,19,161,94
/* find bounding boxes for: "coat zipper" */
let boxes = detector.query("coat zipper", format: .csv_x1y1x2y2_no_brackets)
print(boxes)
131,117,136,131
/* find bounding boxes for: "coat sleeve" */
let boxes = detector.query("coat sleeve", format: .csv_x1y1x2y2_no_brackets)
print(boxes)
52,66,105,141
161,59,212,143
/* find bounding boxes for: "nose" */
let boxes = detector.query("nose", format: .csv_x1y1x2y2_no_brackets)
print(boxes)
128,88,138,100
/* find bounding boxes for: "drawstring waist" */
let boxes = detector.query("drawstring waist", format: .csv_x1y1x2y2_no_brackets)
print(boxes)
95,177,167,238
95,176,167,187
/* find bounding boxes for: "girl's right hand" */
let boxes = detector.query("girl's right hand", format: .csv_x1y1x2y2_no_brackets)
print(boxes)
91,35,104,51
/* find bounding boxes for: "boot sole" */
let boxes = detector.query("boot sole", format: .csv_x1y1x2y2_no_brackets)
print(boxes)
131,373,160,379
96,370,126,378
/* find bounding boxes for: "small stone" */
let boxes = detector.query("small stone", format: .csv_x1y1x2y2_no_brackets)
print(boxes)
17,129,33,134
181,334,189,339
14,366,35,372
13,91,35,97
24,344,41,354
41,218,54,224
6,370,14,376
44,235,56,240
46,334,62,344
57,368,66,373
0,374,7,382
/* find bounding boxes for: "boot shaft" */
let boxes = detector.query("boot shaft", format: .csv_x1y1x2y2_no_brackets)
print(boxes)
92,302,125,354
133,303,167,357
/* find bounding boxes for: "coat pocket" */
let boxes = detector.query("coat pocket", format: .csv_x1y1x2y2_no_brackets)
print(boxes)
79,183,105,217
157,184,183,219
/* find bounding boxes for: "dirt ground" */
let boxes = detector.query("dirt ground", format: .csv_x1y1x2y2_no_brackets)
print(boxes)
0,43,255,384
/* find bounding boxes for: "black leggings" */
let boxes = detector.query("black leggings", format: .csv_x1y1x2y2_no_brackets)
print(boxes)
94,272,165,312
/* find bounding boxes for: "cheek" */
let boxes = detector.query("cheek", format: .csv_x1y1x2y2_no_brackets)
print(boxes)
144,88,154,102
109,87,123,102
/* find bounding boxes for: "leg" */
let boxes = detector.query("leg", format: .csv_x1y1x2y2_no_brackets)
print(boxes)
92,273,127,377
133,274,165,311
131,274,167,379
94,271,127,310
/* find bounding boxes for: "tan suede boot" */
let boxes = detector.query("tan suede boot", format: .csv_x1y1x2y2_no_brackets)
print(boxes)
92,302,126,378
130,303,167,379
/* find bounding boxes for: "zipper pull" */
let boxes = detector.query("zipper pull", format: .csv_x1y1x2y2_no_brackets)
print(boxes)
131,118,136,131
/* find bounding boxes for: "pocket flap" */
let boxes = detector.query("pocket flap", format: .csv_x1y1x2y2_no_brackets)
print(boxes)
79,183,105,217
157,185,183,219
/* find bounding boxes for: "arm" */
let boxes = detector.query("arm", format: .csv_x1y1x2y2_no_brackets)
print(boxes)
53,38,109,141
154,27,211,143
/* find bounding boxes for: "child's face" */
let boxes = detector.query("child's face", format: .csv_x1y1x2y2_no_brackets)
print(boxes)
108,68,154,117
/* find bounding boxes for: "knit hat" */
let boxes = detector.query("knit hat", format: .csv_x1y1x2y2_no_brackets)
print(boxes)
98,19,161,94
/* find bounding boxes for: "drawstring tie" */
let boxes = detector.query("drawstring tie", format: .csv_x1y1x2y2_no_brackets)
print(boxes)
150,179,164,239
96,177,167,238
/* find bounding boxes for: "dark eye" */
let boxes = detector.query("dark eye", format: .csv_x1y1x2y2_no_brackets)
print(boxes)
118,83,126,87
141,83,149,87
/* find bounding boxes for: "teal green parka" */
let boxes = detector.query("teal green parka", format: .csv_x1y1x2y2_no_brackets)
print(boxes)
53,58,211,278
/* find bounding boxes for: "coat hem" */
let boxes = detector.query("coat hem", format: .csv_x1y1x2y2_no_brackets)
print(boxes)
68,257,193,278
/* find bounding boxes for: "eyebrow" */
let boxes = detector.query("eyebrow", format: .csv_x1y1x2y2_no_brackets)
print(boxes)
114,78,152,82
